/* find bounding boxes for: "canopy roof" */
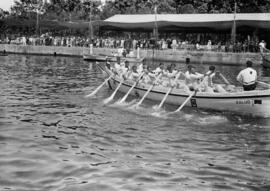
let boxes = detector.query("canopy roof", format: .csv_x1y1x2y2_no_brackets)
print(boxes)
99,13,270,32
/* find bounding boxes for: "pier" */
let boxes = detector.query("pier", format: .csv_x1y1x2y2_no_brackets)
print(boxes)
0,44,262,65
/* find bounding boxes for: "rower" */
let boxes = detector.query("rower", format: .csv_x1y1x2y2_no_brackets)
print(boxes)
137,62,146,74
236,60,257,91
202,66,226,93
120,60,130,80
129,65,141,81
153,63,164,75
184,65,204,91
165,63,178,87
142,65,155,84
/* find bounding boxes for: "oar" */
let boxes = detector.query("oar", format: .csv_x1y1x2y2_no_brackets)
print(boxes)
219,73,231,85
134,84,154,107
134,74,161,107
85,75,113,98
154,87,173,111
153,71,184,111
170,75,204,114
118,73,144,104
172,91,197,113
103,80,123,104
256,81,270,89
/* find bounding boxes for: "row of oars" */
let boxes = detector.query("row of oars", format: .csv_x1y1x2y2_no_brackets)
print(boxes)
86,72,196,115
86,66,238,117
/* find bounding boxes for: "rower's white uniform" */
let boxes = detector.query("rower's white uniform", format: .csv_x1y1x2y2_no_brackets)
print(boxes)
165,69,178,86
114,62,121,74
236,67,257,86
185,71,204,90
137,63,144,74
197,71,227,93
153,67,162,75
129,71,141,81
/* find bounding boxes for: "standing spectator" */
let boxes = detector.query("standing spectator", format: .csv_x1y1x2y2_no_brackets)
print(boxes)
259,40,266,53
207,40,212,51
172,38,177,52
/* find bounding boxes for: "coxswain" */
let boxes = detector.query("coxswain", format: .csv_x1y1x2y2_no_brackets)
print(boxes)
236,60,257,91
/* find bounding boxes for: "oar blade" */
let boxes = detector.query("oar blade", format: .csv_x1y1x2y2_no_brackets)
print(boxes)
156,87,172,110
103,81,122,104
85,75,112,98
173,92,196,113
85,86,102,98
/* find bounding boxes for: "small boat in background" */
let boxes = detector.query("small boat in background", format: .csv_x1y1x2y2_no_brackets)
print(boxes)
83,53,144,63
0,50,8,56
83,54,107,62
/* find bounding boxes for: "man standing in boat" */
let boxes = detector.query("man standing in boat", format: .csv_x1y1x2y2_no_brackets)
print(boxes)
236,60,257,91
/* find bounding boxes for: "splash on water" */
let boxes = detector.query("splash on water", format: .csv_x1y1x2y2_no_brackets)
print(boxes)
111,99,138,108
103,96,114,105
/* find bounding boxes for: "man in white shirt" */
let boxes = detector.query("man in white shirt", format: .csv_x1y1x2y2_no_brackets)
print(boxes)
184,65,204,91
259,40,266,53
236,61,257,91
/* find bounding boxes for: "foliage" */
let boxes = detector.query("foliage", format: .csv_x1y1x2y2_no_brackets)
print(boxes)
3,0,270,35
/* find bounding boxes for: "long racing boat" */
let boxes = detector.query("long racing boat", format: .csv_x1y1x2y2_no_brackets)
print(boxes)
100,65,270,118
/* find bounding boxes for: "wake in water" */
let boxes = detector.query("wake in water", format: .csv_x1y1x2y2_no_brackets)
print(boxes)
103,95,230,123
110,99,138,108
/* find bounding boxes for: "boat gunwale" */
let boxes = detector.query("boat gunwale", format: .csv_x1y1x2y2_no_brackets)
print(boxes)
110,76,270,100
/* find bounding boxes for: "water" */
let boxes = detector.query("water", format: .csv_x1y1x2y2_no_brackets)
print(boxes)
0,54,270,191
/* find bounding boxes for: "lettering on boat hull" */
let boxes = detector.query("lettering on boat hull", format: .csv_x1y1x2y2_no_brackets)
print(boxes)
236,100,262,105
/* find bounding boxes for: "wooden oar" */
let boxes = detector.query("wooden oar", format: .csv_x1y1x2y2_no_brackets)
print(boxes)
134,74,162,107
85,75,113,98
173,91,197,113
256,81,270,89
103,80,123,104
154,87,173,111
219,73,231,85
153,71,184,111
135,84,154,107
170,75,204,114
118,73,144,104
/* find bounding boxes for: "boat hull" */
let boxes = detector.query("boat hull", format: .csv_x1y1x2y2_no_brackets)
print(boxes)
107,75,270,118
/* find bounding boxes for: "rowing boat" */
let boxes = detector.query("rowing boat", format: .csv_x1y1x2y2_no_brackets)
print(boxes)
102,66,270,118
83,54,144,63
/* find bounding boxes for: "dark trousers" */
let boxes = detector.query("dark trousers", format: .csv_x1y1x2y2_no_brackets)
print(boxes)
243,83,256,91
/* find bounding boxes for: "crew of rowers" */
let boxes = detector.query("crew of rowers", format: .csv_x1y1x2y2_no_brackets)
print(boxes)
107,58,258,93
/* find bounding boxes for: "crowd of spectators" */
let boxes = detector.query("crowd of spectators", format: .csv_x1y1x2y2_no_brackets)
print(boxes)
0,32,266,53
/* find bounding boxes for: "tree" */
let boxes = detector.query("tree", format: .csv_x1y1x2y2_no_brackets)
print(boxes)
0,8,9,19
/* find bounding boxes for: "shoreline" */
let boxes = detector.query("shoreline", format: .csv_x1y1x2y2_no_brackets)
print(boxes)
0,44,263,66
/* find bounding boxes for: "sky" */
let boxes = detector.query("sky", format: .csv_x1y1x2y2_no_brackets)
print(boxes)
0,0,14,11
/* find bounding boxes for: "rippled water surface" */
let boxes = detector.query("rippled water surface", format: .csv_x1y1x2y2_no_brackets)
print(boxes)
0,54,270,191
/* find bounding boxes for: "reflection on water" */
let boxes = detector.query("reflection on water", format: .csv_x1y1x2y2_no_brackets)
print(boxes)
0,55,270,191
